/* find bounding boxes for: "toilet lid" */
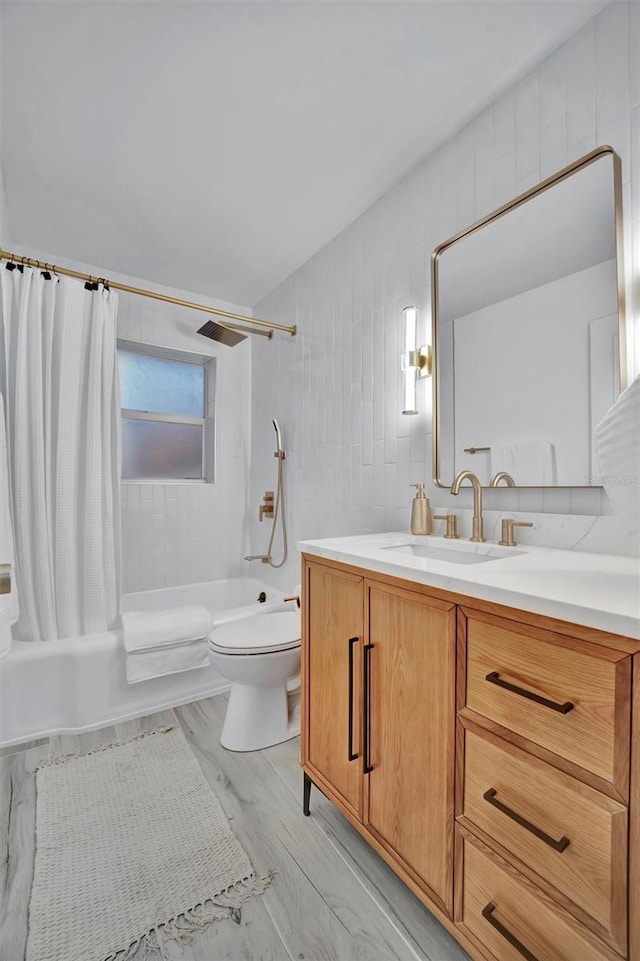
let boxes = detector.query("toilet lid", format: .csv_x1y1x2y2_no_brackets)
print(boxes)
209,611,300,655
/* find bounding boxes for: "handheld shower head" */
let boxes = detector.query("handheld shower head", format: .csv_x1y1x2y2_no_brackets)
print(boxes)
273,419,283,453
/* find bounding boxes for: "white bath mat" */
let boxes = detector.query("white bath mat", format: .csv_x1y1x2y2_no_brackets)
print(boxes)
26,726,272,961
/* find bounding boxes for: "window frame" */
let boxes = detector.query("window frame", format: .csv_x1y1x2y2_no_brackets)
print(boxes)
117,339,216,484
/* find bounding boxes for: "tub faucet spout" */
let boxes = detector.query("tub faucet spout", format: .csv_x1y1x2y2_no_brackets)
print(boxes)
450,470,486,543
244,554,269,563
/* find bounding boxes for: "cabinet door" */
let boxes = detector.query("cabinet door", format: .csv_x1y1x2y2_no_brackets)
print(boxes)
304,562,364,819
365,580,456,916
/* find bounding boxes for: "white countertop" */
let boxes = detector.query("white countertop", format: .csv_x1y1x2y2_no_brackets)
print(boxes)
298,532,640,639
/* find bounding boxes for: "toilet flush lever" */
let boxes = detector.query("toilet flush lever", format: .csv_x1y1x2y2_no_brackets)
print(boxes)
283,594,300,608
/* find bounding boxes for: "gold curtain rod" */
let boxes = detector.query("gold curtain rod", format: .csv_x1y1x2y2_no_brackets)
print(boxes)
0,249,296,337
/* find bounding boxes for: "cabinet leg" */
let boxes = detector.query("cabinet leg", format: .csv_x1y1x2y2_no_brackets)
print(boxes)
303,772,312,816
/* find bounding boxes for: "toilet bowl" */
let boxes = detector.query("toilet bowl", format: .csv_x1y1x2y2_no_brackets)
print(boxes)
209,610,301,751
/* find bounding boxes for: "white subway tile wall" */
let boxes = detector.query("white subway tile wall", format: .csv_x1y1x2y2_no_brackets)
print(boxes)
249,2,640,590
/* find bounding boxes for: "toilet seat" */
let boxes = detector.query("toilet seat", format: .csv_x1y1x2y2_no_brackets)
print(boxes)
209,611,300,656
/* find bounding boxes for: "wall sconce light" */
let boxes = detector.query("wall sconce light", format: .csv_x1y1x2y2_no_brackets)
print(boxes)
401,306,432,415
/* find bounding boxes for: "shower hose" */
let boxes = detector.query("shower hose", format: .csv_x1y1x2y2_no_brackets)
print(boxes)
266,451,288,568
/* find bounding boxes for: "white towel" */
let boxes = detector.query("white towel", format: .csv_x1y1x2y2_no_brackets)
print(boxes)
0,393,18,657
125,635,211,684
491,440,555,486
594,375,640,536
122,605,212,684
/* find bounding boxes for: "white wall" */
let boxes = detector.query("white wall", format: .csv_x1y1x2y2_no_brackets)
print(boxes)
2,244,253,593
0,167,11,248
250,1,640,589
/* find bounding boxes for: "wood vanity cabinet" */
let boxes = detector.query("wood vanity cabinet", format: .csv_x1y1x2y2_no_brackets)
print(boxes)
305,563,364,819
301,553,640,961
302,559,456,913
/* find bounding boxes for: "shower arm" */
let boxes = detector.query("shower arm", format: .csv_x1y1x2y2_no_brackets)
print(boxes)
217,321,273,340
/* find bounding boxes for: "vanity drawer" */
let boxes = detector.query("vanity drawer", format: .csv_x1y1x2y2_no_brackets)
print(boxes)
462,728,627,951
460,832,617,961
463,610,631,792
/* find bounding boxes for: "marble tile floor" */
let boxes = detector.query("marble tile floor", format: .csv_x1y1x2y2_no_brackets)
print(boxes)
0,694,470,961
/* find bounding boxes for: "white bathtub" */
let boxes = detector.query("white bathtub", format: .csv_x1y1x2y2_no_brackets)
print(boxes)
0,577,285,749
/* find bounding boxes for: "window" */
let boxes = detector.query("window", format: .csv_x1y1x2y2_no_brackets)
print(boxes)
117,344,214,481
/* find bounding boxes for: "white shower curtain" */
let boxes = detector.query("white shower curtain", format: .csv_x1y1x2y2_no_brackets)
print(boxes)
0,265,121,642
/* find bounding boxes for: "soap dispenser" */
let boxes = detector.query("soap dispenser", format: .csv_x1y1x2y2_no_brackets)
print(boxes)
410,483,432,535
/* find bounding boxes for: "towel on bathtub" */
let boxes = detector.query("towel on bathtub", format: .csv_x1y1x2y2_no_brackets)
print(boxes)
122,605,212,684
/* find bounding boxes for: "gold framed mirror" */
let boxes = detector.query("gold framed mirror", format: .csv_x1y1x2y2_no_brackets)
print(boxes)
431,146,626,489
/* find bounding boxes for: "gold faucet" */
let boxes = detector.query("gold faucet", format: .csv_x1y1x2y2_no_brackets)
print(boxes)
450,470,486,542
433,514,459,539
0,563,10,596
499,518,534,547
490,472,516,487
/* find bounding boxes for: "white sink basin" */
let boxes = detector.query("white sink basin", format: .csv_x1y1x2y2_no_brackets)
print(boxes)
382,542,524,565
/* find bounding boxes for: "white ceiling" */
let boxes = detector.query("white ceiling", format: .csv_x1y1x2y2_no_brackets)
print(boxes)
1,0,610,307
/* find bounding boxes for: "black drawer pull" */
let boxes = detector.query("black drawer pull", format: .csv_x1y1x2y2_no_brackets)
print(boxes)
363,643,374,774
483,788,570,852
485,671,574,714
348,637,359,762
482,903,540,961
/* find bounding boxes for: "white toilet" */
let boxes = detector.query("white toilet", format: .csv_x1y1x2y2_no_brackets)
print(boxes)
209,610,301,751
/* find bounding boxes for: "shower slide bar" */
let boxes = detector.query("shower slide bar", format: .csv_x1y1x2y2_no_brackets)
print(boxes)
0,248,297,339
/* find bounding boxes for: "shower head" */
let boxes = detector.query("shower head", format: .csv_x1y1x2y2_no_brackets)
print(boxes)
197,318,274,347
197,320,247,347
273,419,283,453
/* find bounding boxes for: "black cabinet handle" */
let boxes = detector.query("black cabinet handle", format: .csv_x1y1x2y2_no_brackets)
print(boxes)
485,671,574,714
482,903,539,961
363,643,374,774
348,637,359,762
483,788,570,852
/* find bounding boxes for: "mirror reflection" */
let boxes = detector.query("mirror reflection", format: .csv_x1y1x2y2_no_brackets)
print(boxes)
432,148,624,489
